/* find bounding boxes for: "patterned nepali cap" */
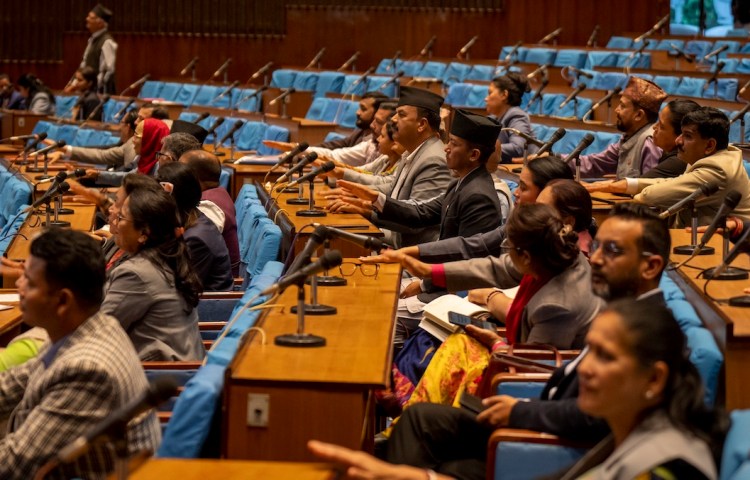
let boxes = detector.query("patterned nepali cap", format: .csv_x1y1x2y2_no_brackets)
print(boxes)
622,76,667,114
397,86,444,113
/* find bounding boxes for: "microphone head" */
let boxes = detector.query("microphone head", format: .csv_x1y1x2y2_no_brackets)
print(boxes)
37,132,48,141
320,161,335,173
311,224,330,243
57,140,67,148
549,127,566,142
305,151,319,162
319,249,344,270
74,168,87,177
297,141,309,152
723,189,742,209
233,119,244,129
58,182,71,194
288,87,296,94
700,182,720,197
214,117,226,127
145,376,180,407
54,171,68,182
612,87,623,95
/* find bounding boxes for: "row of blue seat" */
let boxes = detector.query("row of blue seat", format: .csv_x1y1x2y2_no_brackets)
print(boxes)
55,96,137,124
234,183,283,286
305,97,359,128
270,69,399,98
176,112,289,153
30,120,121,148
607,36,750,59
156,260,284,457
138,81,263,112
497,46,652,70
0,165,31,255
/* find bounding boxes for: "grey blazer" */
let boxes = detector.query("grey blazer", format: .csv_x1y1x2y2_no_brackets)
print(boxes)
444,253,602,349
560,410,717,479
70,137,135,169
371,136,452,247
101,256,205,361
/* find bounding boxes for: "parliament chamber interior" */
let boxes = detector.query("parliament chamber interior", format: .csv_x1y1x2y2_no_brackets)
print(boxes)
2,0,750,478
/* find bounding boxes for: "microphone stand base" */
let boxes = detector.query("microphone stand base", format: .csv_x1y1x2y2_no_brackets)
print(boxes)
286,198,309,205
309,275,347,286
275,333,326,347
34,174,52,180
43,220,72,228
702,266,749,281
276,186,299,194
291,303,337,315
57,208,75,215
729,295,750,307
296,209,327,217
25,166,45,173
673,244,715,256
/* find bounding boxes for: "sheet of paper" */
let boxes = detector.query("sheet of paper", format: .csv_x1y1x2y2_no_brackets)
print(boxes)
0,304,14,311
0,294,20,303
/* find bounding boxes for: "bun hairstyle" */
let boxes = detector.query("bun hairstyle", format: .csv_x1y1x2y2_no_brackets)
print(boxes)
506,203,579,274
17,73,55,104
544,179,594,234
491,72,530,107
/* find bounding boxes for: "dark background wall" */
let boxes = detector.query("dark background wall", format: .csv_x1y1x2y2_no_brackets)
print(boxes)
0,0,669,90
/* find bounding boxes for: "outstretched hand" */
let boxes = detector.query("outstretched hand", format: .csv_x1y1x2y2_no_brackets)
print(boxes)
337,180,379,202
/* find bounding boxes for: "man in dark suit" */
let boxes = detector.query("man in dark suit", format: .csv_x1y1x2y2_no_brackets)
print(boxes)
384,203,671,480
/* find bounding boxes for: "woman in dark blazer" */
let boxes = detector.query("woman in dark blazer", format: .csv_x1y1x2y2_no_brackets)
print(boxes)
485,73,537,163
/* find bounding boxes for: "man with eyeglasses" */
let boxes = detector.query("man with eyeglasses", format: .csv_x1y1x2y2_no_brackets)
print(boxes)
376,203,670,480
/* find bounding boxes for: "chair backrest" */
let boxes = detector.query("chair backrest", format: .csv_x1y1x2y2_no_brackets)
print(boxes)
314,71,345,98
305,97,329,120
375,58,404,75
525,48,557,66
720,410,750,480
674,77,708,98
417,61,447,79
499,45,528,64
702,78,739,101
466,65,495,82
553,49,587,69
366,75,397,97
441,62,472,87
270,69,297,89
189,85,220,107
685,40,713,59
139,80,164,98
653,75,682,95
234,121,268,151
400,60,425,77
159,82,184,102
592,72,629,91
341,74,367,97
257,125,290,155
175,84,200,106
292,71,319,92
606,36,634,49
235,88,261,112
584,51,619,69
54,96,78,119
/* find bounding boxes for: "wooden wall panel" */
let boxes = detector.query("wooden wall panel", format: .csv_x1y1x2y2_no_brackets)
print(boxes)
0,0,669,91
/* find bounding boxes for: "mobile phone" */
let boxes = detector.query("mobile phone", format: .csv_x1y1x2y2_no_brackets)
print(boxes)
459,391,486,415
448,311,495,331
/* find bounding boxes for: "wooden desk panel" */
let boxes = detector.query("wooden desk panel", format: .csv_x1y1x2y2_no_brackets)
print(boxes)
224,263,400,462
123,458,334,480
5,203,97,262
670,229,750,410
260,181,383,259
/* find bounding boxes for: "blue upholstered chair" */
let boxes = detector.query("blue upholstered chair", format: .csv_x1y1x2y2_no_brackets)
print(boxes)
605,36,633,49
138,80,164,98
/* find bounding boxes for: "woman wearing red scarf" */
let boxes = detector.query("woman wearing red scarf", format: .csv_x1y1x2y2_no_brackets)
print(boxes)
396,204,603,409
133,118,170,175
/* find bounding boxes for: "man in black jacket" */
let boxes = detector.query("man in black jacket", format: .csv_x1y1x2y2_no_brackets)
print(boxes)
384,203,671,480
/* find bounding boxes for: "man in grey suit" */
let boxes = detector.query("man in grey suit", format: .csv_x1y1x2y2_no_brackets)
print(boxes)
0,229,160,479
330,86,451,248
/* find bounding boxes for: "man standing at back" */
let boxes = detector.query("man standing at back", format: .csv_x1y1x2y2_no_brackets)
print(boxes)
0,229,160,479
75,4,117,94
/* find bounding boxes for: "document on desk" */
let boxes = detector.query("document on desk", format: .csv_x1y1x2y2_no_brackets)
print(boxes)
0,294,20,303
0,304,13,311
234,155,280,165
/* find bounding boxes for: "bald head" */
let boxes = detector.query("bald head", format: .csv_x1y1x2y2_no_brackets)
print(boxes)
180,149,222,190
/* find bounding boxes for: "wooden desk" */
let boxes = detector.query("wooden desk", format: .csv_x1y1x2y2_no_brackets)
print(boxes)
0,110,46,139
258,181,383,260
223,262,400,462
121,458,334,480
589,192,632,226
0,297,22,347
4,203,97,263
669,229,750,410
224,163,286,200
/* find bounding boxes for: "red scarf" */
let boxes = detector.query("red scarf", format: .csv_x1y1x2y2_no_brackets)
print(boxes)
504,274,550,344
137,118,170,174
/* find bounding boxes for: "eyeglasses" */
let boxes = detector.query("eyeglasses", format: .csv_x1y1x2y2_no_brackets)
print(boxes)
591,239,654,259
115,213,132,224
338,262,379,278
155,151,175,163
500,243,523,254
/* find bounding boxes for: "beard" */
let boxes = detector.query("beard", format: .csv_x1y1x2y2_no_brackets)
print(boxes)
356,116,372,129
591,270,638,301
